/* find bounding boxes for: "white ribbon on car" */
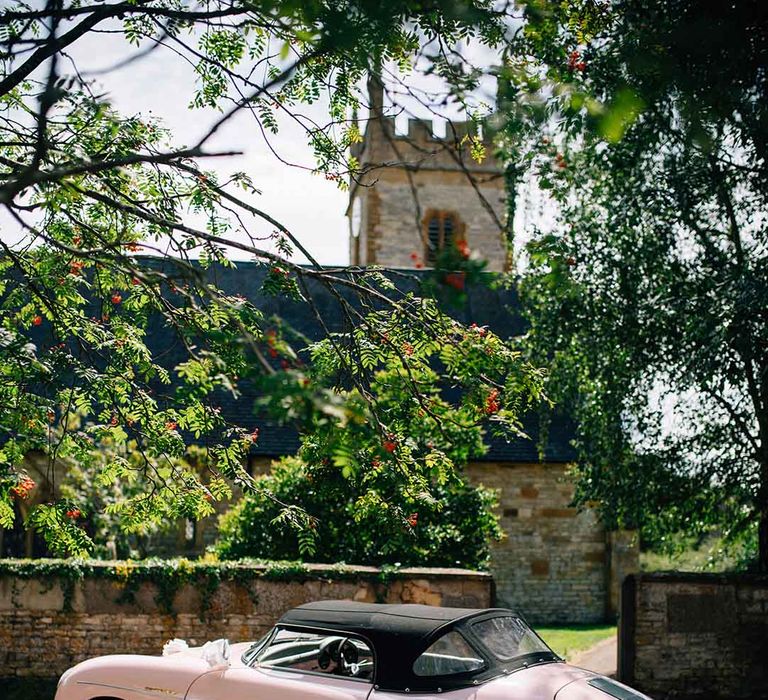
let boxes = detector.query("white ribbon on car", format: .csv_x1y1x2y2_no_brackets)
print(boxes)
162,638,190,656
162,637,230,667
201,638,231,668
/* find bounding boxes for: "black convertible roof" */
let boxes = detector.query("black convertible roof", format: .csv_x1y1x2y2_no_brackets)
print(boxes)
280,600,491,637
276,601,557,692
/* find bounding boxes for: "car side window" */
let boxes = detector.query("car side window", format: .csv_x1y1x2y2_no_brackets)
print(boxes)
471,616,551,660
412,631,485,677
256,627,375,682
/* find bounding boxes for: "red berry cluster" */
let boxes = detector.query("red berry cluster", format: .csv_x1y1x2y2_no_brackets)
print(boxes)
484,388,501,415
11,475,36,500
409,252,424,269
567,50,586,72
265,328,280,358
406,513,418,527
456,240,470,259
65,508,81,520
444,272,466,291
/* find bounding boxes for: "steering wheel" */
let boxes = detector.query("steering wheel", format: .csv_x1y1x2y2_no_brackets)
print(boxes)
317,637,336,670
317,637,361,677
338,638,359,673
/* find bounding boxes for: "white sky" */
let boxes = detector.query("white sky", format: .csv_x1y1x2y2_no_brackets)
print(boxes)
80,34,353,265
2,22,540,266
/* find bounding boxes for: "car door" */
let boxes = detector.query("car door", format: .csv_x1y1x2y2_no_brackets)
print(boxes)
186,629,375,700
186,665,374,700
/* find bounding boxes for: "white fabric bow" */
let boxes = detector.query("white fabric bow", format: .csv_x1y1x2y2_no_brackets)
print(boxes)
162,638,190,656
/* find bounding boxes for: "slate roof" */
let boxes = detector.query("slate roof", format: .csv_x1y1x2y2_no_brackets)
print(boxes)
142,259,576,463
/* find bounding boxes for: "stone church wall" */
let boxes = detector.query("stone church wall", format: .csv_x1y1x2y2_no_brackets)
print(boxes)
466,461,615,624
363,167,507,270
349,108,508,271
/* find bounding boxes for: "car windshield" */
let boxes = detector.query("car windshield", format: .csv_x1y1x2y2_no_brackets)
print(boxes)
470,616,552,660
248,627,375,681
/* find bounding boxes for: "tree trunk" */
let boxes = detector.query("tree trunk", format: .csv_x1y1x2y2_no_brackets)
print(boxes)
760,456,768,573
760,464,768,572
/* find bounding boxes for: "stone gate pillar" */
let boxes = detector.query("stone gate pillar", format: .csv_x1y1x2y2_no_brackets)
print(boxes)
607,530,640,620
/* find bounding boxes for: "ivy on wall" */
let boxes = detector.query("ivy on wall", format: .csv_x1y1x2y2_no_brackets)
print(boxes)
0,558,474,617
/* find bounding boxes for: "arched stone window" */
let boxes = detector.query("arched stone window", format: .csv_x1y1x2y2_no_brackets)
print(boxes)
423,210,462,265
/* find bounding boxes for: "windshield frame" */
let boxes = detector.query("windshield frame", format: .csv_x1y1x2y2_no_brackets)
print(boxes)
241,628,276,667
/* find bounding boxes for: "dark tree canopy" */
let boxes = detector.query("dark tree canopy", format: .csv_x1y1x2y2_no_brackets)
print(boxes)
500,0,768,569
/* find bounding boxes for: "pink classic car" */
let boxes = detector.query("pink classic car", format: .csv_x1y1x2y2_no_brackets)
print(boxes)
55,601,651,700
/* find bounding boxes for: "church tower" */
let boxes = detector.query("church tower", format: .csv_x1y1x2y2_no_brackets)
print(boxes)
347,78,508,271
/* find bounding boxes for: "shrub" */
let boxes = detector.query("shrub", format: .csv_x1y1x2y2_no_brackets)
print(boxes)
215,457,501,570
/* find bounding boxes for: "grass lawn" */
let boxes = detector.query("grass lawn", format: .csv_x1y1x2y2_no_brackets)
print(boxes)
536,625,616,661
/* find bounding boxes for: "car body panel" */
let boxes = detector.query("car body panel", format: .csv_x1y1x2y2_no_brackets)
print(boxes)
555,674,653,700
55,646,220,700
187,665,373,700
371,663,596,700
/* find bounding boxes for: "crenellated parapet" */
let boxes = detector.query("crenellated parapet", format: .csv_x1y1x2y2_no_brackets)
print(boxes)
351,114,500,175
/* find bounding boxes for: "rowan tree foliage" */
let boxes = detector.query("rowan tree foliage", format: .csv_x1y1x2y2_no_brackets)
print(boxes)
498,0,768,570
216,356,508,568
0,1,544,556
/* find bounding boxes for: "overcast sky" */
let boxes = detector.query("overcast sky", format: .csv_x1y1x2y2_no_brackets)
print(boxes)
81,34,353,265
3,24,543,266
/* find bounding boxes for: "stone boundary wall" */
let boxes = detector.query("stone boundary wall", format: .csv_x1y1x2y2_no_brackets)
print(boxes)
0,559,491,680
467,462,639,624
619,572,768,700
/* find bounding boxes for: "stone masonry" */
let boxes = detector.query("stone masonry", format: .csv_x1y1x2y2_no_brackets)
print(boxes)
348,80,507,271
0,562,491,680
619,572,768,699
467,461,611,624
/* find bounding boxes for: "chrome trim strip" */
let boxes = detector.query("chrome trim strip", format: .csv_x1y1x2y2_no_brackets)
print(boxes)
76,680,183,698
